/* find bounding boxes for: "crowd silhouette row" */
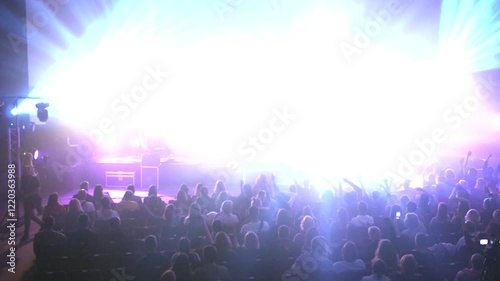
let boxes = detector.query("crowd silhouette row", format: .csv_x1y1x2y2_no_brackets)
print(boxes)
26,152,500,281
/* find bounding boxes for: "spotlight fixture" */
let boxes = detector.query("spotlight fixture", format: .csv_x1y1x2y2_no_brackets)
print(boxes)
36,102,49,122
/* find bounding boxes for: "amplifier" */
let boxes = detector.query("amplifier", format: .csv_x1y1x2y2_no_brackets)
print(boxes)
141,166,159,189
105,171,135,188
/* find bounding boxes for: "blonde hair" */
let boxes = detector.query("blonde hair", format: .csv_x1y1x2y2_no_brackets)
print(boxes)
22,153,34,167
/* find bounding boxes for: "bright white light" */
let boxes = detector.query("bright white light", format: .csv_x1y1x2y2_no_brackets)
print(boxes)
25,1,483,182
293,4,349,43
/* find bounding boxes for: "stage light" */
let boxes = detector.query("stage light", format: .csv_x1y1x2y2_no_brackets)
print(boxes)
36,103,49,122
5,103,18,118
33,150,39,160
439,0,500,72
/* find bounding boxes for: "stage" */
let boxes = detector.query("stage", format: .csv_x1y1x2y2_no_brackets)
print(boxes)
39,154,290,203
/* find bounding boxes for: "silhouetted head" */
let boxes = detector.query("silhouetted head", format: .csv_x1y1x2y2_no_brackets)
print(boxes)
278,225,290,240
404,213,419,229
145,235,157,252
407,202,417,213
463,220,476,234
493,210,500,222
94,184,103,197
202,245,218,263
188,203,201,217
80,181,89,191
78,213,89,229
69,198,82,212
358,201,368,215
22,152,34,167
101,197,111,210
368,226,381,241
201,186,209,197
243,231,259,250
171,253,191,277
76,189,87,201
160,270,176,281
220,200,233,214
248,206,259,221
466,209,481,225
214,232,232,251
47,193,59,207
179,237,191,253
148,185,158,197
426,173,436,186
177,190,188,202
163,204,176,220
212,219,222,233
214,180,225,194
342,241,358,262
475,178,486,190
300,215,315,232
468,168,478,180
43,216,55,229
255,174,267,185
109,217,120,228
311,236,330,257
375,239,399,268
194,183,203,196
337,207,348,224
276,208,289,226
371,259,387,279
483,197,494,210
471,254,485,270
180,184,189,194
444,169,456,183
123,190,134,201
437,202,449,219
418,193,430,207
400,254,418,275
415,233,427,249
